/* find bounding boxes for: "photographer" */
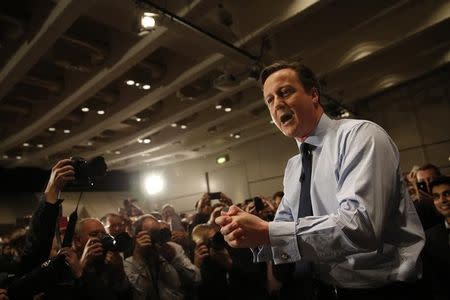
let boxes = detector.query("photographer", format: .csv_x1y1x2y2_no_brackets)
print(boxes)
73,218,131,300
410,164,443,229
124,214,193,300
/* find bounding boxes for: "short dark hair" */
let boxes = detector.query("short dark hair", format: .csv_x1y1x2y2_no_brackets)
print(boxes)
417,163,441,176
430,176,450,191
259,61,321,101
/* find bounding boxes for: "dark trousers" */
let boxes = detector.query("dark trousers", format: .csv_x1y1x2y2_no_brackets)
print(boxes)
278,279,424,300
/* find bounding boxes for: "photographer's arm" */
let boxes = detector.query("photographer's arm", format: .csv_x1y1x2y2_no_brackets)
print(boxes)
19,160,74,275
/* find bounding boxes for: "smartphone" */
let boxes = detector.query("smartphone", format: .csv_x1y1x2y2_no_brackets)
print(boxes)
208,192,222,200
253,197,264,212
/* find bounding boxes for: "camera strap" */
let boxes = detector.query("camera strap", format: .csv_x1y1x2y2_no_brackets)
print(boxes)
55,192,83,249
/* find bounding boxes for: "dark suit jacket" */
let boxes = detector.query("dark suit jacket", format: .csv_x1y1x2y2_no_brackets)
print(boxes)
422,222,450,300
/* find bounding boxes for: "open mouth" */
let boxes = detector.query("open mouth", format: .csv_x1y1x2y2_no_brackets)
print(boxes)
280,112,294,124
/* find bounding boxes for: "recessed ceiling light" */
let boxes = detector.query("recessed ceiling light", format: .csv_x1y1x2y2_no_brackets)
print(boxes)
234,134,241,139
81,107,89,112
115,150,121,155
97,110,105,115
215,104,222,110
2,155,8,159
141,12,157,29
63,129,71,134
142,84,151,90
48,127,56,132
16,156,22,160
135,83,140,87
23,142,30,147
137,138,143,143
180,125,187,129
136,117,142,122
229,133,234,138
126,80,135,86
37,144,44,148
171,123,177,127
224,107,232,112
143,138,151,144
87,141,93,146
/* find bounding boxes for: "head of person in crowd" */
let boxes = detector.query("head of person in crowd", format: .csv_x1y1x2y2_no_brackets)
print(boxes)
260,61,322,140
430,176,450,222
101,213,125,237
272,191,284,207
195,194,212,215
416,163,441,195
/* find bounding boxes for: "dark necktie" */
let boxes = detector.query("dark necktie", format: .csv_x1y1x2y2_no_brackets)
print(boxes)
272,143,315,284
298,143,314,218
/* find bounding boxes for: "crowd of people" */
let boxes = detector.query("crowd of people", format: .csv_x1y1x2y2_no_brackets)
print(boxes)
0,160,448,300
0,159,288,300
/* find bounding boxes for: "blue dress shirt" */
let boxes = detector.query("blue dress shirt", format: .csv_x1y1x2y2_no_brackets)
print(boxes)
257,114,425,288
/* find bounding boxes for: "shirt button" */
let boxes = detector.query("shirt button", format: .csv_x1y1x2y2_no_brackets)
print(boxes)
281,253,290,260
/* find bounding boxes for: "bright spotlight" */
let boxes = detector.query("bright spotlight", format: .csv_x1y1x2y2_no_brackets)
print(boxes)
144,174,164,195
141,12,156,29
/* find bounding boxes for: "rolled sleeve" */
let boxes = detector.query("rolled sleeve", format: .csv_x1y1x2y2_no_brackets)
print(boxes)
269,221,302,264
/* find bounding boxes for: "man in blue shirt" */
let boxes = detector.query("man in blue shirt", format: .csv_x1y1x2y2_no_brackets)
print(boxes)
216,61,425,299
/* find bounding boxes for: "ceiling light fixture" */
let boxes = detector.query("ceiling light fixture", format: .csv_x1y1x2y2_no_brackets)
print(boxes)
97,110,105,115
140,12,157,30
142,84,151,90
2,155,8,159
143,138,151,144
48,127,56,132
87,141,93,146
215,104,222,110
138,138,143,143
224,107,232,112
81,107,89,112
180,124,187,129
171,123,177,128
115,150,121,155
16,156,22,160
126,80,135,86
216,154,230,165
63,129,71,134
234,133,241,139
23,142,30,147
37,144,44,148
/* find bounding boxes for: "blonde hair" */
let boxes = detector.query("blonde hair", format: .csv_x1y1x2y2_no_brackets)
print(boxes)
191,223,215,245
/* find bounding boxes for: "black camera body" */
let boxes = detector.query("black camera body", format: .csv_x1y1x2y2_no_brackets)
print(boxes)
149,227,172,245
71,156,107,185
99,232,132,252
207,231,227,250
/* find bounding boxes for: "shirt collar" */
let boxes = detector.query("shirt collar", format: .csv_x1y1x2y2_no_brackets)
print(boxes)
295,114,333,151
445,220,450,230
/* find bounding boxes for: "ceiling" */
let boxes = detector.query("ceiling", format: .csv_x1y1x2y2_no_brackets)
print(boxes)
0,0,448,171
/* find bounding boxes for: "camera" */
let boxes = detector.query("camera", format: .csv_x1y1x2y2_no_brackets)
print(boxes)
416,181,429,194
71,156,107,185
207,231,227,250
149,227,172,245
98,232,132,252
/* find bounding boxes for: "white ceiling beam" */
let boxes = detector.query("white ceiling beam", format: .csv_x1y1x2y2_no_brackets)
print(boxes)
0,0,204,154
0,0,93,101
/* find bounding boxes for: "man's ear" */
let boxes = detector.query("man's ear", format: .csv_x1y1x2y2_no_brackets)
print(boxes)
311,87,319,104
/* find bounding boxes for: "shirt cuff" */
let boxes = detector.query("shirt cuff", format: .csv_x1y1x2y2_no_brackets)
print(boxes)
269,221,301,264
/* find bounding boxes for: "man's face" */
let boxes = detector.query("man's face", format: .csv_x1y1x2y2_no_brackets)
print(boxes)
105,215,125,236
263,68,320,139
78,219,106,250
432,183,450,218
416,169,439,194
